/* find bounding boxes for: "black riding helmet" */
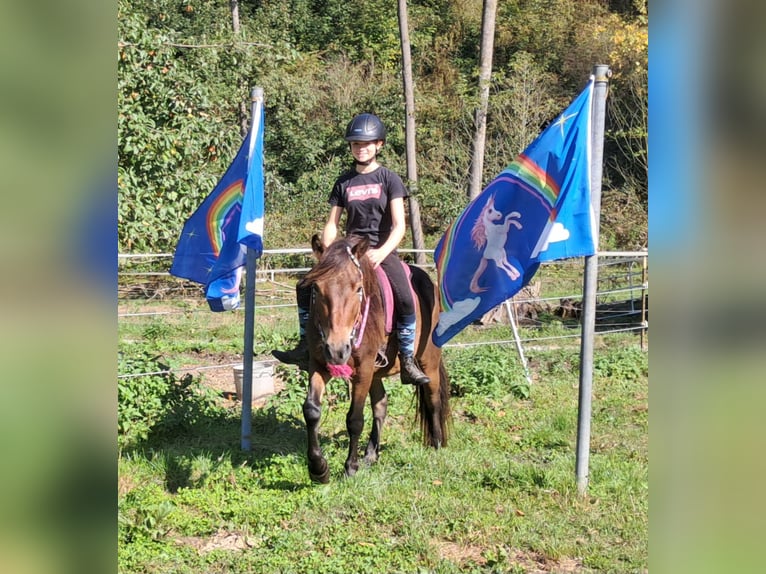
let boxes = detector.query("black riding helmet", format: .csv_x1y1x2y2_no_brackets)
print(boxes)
344,113,386,143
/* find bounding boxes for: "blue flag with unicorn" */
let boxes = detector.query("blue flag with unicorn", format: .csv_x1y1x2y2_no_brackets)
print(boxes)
433,78,595,347
170,104,265,311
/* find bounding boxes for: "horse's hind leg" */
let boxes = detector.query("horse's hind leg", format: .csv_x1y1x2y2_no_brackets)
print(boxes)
303,371,330,483
363,377,388,465
416,358,450,449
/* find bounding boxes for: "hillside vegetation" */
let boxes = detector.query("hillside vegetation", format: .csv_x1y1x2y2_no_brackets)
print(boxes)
118,0,647,253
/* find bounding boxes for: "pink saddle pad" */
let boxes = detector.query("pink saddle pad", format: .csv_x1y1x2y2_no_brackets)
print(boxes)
374,261,414,334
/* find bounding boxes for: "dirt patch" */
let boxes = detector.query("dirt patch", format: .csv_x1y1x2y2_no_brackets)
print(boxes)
118,473,136,498
175,529,256,553
507,551,584,573
433,539,585,573
434,540,487,566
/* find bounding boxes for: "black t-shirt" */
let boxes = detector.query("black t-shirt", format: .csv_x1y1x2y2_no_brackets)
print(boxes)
328,166,409,247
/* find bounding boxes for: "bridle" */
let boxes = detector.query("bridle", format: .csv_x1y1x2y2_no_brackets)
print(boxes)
311,244,370,350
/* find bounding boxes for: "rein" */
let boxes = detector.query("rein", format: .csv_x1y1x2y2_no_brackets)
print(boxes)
345,244,370,349
351,297,370,349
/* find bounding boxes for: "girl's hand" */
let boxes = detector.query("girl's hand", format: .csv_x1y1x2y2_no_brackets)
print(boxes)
366,248,384,269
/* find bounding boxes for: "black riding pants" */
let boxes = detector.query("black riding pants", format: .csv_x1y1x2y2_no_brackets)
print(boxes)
378,251,415,318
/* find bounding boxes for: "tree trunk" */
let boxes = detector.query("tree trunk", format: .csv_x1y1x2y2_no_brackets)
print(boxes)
397,0,426,264
467,0,497,200
230,0,241,35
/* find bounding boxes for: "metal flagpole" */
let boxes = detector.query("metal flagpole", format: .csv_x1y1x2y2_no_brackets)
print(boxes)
503,300,532,385
241,86,264,451
575,65,610,495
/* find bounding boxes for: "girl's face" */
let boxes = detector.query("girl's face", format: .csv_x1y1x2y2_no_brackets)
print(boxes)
349,140,382,163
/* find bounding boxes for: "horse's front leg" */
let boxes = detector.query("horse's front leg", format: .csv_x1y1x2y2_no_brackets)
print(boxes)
363,376,388,465
344,368,373,477
303,369,330,483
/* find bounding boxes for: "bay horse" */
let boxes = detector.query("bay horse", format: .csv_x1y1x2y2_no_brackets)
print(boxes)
300,234,450,483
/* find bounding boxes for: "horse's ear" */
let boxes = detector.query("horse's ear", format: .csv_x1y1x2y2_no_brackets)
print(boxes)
311,234,324,259
352,236,370,259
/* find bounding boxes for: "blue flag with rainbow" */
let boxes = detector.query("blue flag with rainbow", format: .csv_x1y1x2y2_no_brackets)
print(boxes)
170,105,265,311
433,78,596,347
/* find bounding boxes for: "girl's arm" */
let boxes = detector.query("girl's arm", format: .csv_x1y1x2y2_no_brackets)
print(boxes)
367,197,405,268
321,205,343,248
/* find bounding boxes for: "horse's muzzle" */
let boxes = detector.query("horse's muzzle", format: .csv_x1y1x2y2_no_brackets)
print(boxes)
323,341,352,366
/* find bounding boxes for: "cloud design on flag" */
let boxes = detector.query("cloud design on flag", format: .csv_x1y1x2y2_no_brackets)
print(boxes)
244,218,264,236
537,222,571,254
435,297,481,336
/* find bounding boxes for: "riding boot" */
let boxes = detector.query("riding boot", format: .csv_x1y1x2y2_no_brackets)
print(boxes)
271,305,310,370
397,316,430,386
399,353,430,386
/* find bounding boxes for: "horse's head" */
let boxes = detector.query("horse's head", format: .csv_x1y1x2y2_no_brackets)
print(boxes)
305,235,372,366
482,194,502,222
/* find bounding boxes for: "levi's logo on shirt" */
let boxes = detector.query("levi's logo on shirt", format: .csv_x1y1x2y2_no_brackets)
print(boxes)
346,183,382,201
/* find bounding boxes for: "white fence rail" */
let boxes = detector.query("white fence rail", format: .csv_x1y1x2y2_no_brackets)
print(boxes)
118,249,648,379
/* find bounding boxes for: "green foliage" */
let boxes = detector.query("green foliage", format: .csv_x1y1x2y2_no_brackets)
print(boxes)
498,0,580,75
118,4,245,252
445,345,530,399
485,51,564,178
119,498,176,543
594,345,647,381
118,351,224,450
141,318,173,342
266,365,307,418
118,0,647,254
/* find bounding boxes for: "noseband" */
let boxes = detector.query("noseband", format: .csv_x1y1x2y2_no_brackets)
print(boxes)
311,245,371,350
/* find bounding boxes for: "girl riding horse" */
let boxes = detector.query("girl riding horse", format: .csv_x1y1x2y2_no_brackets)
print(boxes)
272,113,429,386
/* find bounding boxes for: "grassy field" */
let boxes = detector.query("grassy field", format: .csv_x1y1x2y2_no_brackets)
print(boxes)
118,288,647,573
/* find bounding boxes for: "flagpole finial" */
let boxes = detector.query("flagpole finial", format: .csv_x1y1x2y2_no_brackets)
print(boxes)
251,86,263,100
593,65,611,83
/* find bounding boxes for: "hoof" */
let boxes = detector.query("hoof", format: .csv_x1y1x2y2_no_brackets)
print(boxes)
363,453,379,466
362,457,378,467
309,468,330,484
308,461,330,484
344,463,359,478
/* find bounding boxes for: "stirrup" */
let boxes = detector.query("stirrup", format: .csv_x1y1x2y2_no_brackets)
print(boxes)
374,346,389,369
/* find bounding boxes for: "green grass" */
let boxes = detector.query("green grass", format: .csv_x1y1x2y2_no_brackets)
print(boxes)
118,310,647,573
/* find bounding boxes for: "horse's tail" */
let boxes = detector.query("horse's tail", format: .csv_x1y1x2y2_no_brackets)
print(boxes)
416,359,451,448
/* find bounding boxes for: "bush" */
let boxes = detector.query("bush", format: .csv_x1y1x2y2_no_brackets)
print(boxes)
117,351,223,450
593,345,647,381
445,346,530,399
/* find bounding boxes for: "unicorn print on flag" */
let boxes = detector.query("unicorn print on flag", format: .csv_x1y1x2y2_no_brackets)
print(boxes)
468,194,523,292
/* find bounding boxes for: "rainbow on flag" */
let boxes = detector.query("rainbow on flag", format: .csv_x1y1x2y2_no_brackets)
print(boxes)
433,77,596,347
170,104,265,311
206,180,245,257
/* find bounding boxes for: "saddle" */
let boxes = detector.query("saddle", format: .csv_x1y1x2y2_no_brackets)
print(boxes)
372,261,416,368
